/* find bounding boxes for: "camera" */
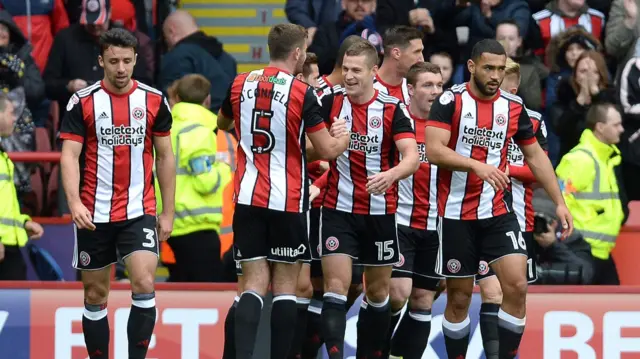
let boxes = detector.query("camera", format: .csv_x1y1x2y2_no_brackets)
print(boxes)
533,212,549,234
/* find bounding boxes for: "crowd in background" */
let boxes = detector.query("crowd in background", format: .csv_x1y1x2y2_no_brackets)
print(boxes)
1,0,637,284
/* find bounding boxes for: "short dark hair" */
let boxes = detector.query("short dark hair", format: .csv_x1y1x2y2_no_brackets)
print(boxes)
336,35,366,68
382,26,423,57
99,28,138,55
176,74,211,105
344,41,379,68
268,23,307,61
586,100,620,131
302,52,318,79
496,19,521,36
470,39,506,62
406,62,442,86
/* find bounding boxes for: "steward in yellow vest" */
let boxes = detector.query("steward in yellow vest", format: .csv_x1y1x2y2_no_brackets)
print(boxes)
0,93,44,280
556,101,626,285
156,75,232,282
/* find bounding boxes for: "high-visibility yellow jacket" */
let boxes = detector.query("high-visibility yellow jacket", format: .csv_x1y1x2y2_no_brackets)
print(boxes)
156,102,232,238
556,129,624,260
0,150,30,246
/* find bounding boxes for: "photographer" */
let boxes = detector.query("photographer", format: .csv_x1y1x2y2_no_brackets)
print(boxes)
532,189,595,285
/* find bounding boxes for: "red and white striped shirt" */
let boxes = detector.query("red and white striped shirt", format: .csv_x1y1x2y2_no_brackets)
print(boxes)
220,67,325,213
533,8,605,53
60,80,172,223
426,83,536,220
373,74,411,105
509,109,548,232
322,88,415,215
397,112,438,230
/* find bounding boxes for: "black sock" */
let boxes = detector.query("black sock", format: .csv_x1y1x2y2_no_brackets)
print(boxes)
82,302,110,358
480,303,500,359
442,316,470,359
222,297,239,359
270,294,298,359
498,308,526,359
390,309,432,359
301,291,324,359
287,297,310,359
235,290,264,359
380,308,402,358
357,296,391,358
128,293,157,359
321,292,347,359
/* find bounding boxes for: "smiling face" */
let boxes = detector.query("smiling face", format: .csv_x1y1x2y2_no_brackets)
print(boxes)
342,54,376,98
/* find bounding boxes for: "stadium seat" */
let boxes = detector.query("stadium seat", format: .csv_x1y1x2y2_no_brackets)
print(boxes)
625,201,640,227
22,166,44,216
35,127,52,175
50,101,59,143
47,164,59,216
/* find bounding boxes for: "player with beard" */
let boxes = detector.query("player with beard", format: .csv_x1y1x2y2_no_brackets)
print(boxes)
383,62,444,359
217,24,350,359
474,58,548,359
374,26,424,105
425,39,572,359
319,41,419,359
60,28,175,359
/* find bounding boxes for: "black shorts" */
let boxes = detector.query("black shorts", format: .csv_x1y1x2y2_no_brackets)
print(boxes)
391,226,442,290
436,213,527,277
320,207,400,266
73,214,158,270
476,231,538,283
233,204,308,264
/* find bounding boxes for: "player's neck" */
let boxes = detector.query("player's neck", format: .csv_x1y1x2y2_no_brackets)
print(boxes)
268,60,295,75
377,63,404,87
102,78,134,95
409,102,429,120
468,79,497,101
349,86,376,105
326,70,342,87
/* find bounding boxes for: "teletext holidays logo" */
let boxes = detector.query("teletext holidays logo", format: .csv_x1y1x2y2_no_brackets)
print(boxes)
349,133,380,153
417,143,428,163
462,126,504,150
100,125,144,146
508,141,523,163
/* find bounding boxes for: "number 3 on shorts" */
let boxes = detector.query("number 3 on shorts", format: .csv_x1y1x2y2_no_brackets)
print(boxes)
375,240,395,261
142,228,156,248
506,230,526,250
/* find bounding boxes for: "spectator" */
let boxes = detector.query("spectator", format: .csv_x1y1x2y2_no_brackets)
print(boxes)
158,10,236,113
496,19,547,110
550,50,611,160
531,0,605,56
309,0,378,75
605,0,639,80
285,0,341,45
530,189,595,285
429,52,454,88
618,55,640,200
43,0,151,119
555,100,626,285
376,0,459,66
0,11,45,111
0,0,69,74
0,92,44,280
156,74,232,282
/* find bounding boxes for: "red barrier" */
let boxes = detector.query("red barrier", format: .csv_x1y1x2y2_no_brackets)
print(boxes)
8,151,61,162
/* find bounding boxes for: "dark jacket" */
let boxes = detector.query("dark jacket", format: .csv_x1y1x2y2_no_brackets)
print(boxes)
285,0,340,28
43,23,151,105
549,78,588,159
0,10,45,108
535,231,595,284
157,31,236,113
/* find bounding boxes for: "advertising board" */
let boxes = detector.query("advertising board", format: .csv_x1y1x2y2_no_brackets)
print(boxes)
0,285,638,358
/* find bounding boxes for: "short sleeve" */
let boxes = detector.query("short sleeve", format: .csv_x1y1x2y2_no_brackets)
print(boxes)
302,86,328,133
152,96,172,137
392,103,415,141
220,83,233,119
59,93,86,143
426,90,456,131
513,106,536,146
535,119,548,151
